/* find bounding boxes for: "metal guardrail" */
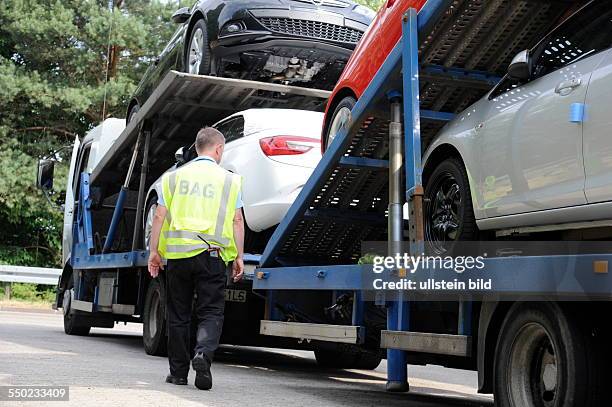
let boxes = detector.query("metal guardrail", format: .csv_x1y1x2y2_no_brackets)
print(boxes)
0,265,61,285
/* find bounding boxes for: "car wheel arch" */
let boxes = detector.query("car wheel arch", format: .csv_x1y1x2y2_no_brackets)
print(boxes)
322,87,358,144
182,11,209,69
126,98,140,123
423,142,482,223
143,189,158,227
422,143,464,182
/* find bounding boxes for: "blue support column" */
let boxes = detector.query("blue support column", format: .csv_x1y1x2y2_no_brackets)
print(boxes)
386,293,410,391
387,7,422,393
78,173,94,254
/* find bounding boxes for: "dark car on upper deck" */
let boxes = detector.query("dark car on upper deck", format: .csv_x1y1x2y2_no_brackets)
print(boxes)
126,0,375,122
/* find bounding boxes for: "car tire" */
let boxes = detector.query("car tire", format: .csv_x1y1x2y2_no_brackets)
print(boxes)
185,19,211,75
323,96,356,152
423,157,477,254
126,103,140,124
143,196,158,251
143,278,168,357
62,273,91,336
494,302,606,406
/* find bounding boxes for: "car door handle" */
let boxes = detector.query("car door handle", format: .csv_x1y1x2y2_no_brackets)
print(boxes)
555,78,581,95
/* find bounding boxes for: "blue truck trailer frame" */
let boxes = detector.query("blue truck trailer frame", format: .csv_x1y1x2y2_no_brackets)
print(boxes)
252,1,612,404
52,73,331,354
53,0,612,404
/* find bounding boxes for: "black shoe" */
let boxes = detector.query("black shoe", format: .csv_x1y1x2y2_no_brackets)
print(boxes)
165,374,187,385
192,353,212,390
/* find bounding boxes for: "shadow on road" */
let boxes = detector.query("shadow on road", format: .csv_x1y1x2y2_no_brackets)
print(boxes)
1,313,493,407
213,345,492,407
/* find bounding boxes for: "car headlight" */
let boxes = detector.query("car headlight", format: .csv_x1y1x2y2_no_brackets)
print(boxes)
353,5,376,19
220,21,247,36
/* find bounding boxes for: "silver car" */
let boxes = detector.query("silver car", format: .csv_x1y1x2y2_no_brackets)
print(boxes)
422,0,612,252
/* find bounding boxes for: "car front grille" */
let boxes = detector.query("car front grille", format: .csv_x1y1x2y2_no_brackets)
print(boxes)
257,17,363,44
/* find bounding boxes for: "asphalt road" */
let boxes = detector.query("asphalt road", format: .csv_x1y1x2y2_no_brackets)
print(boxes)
0,310,493,407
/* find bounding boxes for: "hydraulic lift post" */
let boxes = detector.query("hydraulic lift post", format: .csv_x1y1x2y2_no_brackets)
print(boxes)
386,95,410,392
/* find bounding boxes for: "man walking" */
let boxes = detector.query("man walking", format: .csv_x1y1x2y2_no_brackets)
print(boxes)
147,127,244,390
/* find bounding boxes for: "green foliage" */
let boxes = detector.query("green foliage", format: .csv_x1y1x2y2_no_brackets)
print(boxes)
0,0,188,267
0,0,382,267
355,0,385,10
7,283,55,303
358,253,378,265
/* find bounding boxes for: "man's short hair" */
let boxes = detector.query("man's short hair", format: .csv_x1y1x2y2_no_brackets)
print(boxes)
195,127,225,153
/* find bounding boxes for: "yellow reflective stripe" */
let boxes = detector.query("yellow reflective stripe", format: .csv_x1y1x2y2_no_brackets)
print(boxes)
167,172,177,198
163,230,229,246
165,243,221,253
215,173,234,238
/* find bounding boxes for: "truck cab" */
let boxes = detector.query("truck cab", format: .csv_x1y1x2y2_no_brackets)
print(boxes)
60,119,126,269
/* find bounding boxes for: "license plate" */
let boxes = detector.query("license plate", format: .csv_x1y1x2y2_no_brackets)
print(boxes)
224,289,247,303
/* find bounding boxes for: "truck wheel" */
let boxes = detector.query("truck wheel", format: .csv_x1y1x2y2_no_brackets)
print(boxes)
185,19,211,75
314,348,381,370
494,302,604,407
323,96,356,152
62,287,91,336
143,196,158,250
424,157,477,254
143,278,168,356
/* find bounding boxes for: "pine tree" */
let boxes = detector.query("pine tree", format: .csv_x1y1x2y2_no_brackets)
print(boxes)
0,0,189,266
0,0,381,266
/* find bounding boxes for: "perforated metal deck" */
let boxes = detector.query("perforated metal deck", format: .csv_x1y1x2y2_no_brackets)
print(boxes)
261,0,581,267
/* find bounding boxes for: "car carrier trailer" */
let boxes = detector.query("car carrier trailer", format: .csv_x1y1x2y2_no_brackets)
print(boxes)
252,0,612,405
45,71,331,356
39,0,612,404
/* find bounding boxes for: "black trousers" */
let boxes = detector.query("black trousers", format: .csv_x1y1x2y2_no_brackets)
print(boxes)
166,251,226,378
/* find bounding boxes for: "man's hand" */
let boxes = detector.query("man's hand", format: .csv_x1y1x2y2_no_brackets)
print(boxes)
232,256,244,282
148,251,164,278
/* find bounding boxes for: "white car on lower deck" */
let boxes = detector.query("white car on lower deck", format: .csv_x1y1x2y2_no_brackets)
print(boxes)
144,108,323,253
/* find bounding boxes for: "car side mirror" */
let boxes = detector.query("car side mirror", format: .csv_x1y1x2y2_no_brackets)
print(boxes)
37,158,55,191
508,49,531,81
175,147,186,164
171,7,191,24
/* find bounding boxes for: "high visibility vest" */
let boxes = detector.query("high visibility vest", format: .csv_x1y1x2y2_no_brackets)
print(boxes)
158,160,241,264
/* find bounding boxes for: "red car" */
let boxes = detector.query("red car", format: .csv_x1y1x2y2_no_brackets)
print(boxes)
321,0,426,150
